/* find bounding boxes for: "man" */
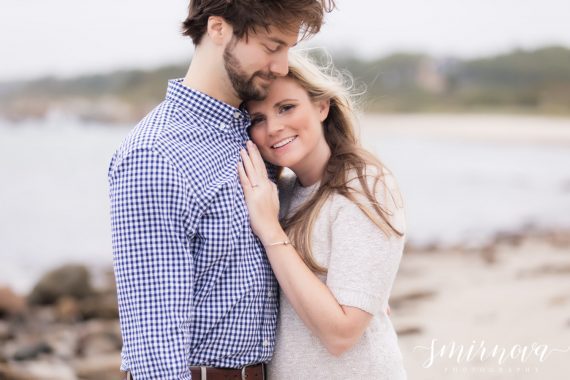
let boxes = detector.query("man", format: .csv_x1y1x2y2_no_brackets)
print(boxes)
108,1,334,378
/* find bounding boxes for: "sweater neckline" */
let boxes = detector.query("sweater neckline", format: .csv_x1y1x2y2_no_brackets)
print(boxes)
294,177,320,198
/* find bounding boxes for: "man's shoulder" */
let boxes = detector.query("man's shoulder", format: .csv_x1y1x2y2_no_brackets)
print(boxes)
108,101,179,176
111,99,207,162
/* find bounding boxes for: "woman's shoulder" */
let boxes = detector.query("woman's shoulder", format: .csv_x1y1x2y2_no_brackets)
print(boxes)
331,164,406,234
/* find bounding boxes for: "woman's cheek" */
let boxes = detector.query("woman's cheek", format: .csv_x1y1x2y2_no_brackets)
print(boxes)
249,126,264,145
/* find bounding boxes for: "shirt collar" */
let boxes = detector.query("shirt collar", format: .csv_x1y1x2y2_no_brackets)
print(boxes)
165,78,250,133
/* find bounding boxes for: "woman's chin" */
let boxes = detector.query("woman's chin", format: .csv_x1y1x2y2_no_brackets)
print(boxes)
266,157,293,170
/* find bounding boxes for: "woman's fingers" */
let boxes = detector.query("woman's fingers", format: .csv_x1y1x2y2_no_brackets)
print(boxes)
240,148,259,186
237,161,251,194
246,141,269,179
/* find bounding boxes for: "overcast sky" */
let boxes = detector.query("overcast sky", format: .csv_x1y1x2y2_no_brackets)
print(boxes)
1,0,569,81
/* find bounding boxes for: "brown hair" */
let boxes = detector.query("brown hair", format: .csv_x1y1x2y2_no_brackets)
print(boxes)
182,0,336,45
280,52,406,275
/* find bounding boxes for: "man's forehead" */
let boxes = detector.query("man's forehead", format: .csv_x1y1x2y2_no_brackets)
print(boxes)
256,25,300,47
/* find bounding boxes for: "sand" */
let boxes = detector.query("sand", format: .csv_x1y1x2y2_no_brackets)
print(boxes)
390,233,570,380
359,114,570,146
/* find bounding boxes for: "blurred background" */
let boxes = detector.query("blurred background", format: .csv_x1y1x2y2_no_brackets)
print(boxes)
1,1,569,379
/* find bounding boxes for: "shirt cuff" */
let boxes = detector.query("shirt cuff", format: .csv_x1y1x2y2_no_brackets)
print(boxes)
329,286,383,315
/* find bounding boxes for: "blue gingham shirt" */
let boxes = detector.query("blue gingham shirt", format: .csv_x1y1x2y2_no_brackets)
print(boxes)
108,79,278,379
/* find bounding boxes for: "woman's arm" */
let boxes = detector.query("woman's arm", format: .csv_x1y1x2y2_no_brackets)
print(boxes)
266,240,373,356
238,141,373,356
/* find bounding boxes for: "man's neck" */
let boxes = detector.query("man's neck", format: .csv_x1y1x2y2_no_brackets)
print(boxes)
181,52,241,108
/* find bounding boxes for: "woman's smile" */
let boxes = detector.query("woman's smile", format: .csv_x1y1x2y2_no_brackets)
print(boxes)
271,135,298,150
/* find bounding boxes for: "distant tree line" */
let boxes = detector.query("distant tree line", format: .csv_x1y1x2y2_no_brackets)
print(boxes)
1,45,569,123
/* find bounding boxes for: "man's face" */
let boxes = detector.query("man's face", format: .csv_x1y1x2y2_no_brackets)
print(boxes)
223,26,299,102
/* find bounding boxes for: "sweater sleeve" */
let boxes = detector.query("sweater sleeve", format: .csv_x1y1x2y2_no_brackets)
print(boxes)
325,175,406,316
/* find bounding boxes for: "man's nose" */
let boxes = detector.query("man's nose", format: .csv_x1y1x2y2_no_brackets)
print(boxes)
269,51,289,77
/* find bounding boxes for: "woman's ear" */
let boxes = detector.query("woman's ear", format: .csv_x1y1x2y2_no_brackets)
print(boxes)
317,99,330,122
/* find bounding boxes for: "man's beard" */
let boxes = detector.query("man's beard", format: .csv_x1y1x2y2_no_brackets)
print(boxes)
223,41,275,102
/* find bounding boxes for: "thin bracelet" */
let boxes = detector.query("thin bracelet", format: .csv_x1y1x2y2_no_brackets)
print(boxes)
265,240,292,248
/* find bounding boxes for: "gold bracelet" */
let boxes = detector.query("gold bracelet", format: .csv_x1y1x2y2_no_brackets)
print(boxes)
265,240,292,248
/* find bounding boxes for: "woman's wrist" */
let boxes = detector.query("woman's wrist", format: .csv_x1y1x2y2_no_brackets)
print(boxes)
259,226,289,248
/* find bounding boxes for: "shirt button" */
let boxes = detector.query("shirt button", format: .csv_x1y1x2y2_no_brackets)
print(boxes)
233,111,242,119
268,290,273,298
262,339,270,347
219,122,228,129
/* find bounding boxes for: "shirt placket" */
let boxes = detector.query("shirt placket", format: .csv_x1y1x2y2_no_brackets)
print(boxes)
259,268,278,358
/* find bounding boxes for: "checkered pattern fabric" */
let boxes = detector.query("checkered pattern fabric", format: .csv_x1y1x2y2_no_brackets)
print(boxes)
109,79,278,379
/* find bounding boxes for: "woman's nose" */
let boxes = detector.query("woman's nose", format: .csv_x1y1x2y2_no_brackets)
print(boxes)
266,117,284,136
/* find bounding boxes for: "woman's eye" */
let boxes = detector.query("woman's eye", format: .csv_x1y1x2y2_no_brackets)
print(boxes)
250,117,264,126
279,104,295,113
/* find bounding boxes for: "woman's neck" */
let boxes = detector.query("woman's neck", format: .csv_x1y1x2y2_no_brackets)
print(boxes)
292,140,331,187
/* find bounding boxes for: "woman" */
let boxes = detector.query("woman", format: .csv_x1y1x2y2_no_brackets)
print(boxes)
238,52,407,379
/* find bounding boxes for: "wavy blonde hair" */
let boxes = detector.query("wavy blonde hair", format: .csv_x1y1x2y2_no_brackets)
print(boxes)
279,51,405,274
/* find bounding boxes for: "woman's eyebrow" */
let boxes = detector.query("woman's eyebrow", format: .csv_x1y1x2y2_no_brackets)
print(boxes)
274,99,297,108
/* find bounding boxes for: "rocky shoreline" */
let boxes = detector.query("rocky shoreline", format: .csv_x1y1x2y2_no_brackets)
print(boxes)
1,228,569,379
0,266,121,380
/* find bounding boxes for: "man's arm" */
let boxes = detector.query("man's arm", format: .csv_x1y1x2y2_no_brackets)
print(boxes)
109,147,196,379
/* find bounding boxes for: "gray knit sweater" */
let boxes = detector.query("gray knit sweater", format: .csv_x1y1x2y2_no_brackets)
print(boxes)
267,170,407,380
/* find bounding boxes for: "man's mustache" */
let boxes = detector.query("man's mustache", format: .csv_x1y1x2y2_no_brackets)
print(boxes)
253,72,277,81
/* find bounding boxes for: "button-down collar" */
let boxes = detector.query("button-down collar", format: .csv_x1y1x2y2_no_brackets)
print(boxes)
166,79,250,138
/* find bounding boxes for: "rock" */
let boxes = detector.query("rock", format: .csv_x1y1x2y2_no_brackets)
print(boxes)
78,333,117,357
28,265,93,305
0,363,34,380
480,244,497,264
77,321,122,357
396,326,423,336
390,290,436,310
0,287,27,317
0,320,14,341
72,353,122,380
44,327,77,360
547,229,570,247
79,293,118,320
13,341,52,361
55,297,80,323
15,358,77,380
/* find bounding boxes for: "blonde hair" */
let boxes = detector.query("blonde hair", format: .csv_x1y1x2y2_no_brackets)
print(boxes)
281,51,405,274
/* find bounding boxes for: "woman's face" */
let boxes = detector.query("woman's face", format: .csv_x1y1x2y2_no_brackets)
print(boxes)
246,77,330,173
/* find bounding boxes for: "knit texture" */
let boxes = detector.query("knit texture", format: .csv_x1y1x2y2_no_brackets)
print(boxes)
268,169,407,379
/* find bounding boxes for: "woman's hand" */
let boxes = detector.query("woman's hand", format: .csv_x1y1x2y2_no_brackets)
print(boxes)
238,141,284,245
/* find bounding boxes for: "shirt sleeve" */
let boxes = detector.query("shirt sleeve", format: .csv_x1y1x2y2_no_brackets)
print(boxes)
109,147,197,379
325,179,406,316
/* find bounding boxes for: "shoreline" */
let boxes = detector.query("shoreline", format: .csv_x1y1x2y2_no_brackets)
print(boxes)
2,221,570,298
360,113,570,146
2,229,569,379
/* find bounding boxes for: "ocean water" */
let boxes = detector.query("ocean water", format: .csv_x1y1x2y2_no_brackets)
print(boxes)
1,115,570,293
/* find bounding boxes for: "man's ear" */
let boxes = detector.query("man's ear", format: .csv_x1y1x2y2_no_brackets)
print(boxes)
318,99,331,122
206,16,233,45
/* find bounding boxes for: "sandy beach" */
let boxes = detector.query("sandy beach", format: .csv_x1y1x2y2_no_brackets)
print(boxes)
360,114,570,146
391,231,570,379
